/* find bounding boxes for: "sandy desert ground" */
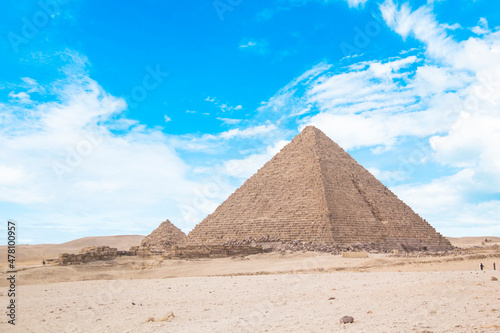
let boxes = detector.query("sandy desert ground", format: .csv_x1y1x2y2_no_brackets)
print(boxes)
1,236,499,332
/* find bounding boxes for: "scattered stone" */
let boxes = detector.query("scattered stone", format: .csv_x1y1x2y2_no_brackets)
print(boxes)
339,316,354,324
328,297,335,300
491,276,498,281
145,317,155,323
479,324,500,329
157,312,175,322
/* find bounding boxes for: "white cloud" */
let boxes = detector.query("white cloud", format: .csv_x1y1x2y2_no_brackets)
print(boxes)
299,55,470,149
20,77,45,94
367,167,403,182
471,17,490,35
3,2,500,242
205,96,243,113
238,39,268,55
222,140,289,179
251,1,500,235
376,1,500,193
75,180,121,193
413,65,471,97
8,91,32,104
0,165,25,185
380,0,458,60
0,59,206,240
346,0,368,8
217,117,243,125
219,124,277,140
239,41,257,48
167,124,281,158
441,23,461,31
369,55,418,77
430,112,500,190
392,170,500,236
164,115,172,122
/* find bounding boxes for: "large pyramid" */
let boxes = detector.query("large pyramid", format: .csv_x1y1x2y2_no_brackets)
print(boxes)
187,126,452,251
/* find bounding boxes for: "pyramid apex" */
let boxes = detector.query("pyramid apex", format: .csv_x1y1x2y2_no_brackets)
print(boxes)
299,125,330,141
301,125,322,133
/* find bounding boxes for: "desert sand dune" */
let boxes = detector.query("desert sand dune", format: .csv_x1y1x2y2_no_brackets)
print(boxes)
1,236,499,332
0,235,144,263
2,255,499,332
447,236,500,248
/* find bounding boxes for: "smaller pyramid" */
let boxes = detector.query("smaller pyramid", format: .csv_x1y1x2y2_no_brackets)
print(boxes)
141,220,187,248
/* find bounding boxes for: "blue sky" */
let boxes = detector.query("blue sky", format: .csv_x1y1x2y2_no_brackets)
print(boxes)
1,0,499,244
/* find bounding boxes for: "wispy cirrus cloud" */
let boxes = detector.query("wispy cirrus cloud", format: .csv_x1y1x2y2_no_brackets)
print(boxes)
217,117,243,125
205,96,243,112
238,39,269,55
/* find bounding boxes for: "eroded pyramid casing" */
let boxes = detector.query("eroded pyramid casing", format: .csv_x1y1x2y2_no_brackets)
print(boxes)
187,126,452,251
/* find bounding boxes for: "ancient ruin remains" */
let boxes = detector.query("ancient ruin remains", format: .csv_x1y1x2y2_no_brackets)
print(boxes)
187,126,452,252
47,246,124,265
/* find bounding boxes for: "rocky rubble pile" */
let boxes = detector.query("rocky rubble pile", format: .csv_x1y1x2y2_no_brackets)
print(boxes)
47,246,119,265
224,237,452,255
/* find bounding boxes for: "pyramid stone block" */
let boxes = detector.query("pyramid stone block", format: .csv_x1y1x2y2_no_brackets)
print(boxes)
187,126,452,251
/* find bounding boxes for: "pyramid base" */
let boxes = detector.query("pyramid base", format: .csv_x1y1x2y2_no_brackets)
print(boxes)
219,237,454,254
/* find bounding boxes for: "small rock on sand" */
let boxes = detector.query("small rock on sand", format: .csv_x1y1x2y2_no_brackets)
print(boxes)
158,312,175,322
340,315,354,324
